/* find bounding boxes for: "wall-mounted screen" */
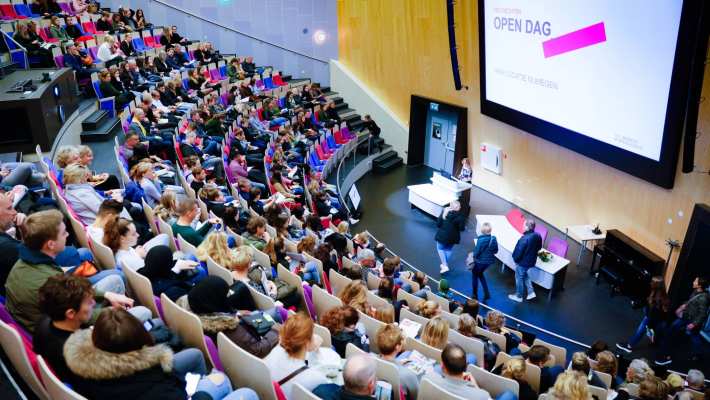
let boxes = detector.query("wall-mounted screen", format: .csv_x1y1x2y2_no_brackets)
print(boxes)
478,0,704,188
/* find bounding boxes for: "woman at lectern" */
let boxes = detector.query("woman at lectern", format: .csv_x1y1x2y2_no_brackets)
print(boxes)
435,201,466,274
456,157,472,182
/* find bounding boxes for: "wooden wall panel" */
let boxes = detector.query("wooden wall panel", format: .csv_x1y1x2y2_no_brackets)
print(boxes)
337,0,710,277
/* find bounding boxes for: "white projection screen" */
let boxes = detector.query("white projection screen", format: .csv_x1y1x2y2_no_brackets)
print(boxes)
478,0,704,188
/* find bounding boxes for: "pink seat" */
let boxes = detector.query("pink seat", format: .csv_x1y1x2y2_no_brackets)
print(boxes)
547,236,569,258
506,209,525,233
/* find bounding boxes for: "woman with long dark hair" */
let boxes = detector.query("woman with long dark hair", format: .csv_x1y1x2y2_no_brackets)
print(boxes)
616,276,672,353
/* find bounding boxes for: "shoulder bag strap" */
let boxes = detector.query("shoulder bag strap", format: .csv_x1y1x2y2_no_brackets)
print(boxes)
278,365,309,386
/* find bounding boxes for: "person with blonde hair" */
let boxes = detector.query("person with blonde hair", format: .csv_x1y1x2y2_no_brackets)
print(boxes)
374,305,395,324
457,313,477,337
470,221,498,300
64,164,131,225
195,232,234,268
485,310,521,354
420,316,449,349
76,145,120,190
264,313,331,399
153,190,178,224
97,35,124,67
617,375,670,400
547,371,592,400
339,281,372,315
570,351,608,389
435,200,466,274
417,300,441,319
375,324,419,400
502,357,536,400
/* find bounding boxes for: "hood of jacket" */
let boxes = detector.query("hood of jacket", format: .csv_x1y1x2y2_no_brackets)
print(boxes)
64,329,174,380
198,313,239,334
17,244,58,267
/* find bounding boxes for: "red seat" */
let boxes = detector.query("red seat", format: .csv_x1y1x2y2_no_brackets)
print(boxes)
0,4,26,19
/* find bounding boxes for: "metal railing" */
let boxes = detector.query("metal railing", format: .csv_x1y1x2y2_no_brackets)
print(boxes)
147,0,329,64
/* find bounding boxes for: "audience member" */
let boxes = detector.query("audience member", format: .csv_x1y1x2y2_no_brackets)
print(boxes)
547,371,591,400
501,357,537,400
313,354,378,400
425,343,501,400
321,305,370,358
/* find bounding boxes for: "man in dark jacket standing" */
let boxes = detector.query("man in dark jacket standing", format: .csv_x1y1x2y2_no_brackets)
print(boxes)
509,219,542,302
655,276,709,365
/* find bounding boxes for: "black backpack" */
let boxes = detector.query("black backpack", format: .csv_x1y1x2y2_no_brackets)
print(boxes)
475,334,501,370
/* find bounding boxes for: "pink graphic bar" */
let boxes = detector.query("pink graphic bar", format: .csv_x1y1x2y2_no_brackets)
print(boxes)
542,22,606,58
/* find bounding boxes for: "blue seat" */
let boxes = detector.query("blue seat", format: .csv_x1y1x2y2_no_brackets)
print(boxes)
263,76,275,89
219,65,227,79
14,4,39,18
132,37,147,53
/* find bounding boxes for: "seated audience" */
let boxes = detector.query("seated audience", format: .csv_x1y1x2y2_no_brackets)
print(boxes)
63,164,131,225
104,216,170,271
425,343,504,400
5,210,136,333
313,354,378,400
187,276,279,358
138,245,200,301
376,324,419,400
501,357,537,400
570,352,607,389
171,197,220,247
685,369,705,392
524,345,564,394
547,371,591,400
594,350,622,390
264,313,330,398
320,305,370,358
485,310,521,354
242,216,271,251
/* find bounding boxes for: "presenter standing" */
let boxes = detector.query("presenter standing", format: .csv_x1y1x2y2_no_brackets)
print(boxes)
435,201,466,274
508,219,542,303
469,222,498,300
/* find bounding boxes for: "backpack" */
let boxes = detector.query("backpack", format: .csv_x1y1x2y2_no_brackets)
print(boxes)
247,264,298,302
475,334,501,370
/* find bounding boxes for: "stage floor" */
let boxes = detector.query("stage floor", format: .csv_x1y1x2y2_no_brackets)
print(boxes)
340,163,708,375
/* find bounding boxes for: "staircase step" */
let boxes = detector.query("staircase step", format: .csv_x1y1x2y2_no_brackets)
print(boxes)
321,86,331,93
282,74,292,81
350,120,365,131
80,117,120,143
373,156,403,173
373,150,398,165
331,96,344,105
81,110,109,131
343,114,361,123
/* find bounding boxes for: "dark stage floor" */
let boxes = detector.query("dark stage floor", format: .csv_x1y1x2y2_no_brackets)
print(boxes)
338,162,708,376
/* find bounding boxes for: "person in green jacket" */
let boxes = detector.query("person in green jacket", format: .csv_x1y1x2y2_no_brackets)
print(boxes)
4,210,141,333
226,57,244,82
171,197,221,247
242,216,271,251
48,16,71,42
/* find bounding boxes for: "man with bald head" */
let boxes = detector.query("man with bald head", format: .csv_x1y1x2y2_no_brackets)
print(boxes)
313,353,377,399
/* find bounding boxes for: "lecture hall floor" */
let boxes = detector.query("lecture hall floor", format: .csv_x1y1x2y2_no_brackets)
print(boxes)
346,163,709,376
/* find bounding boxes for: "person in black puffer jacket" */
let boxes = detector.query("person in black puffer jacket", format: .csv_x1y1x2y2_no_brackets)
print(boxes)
435,200,466,274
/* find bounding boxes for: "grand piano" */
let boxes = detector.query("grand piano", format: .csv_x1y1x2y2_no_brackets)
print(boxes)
592,229,665,306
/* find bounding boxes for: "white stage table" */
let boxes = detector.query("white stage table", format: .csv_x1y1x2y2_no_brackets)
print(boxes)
407,173,471,217
475,214,570,300
564,224,606,267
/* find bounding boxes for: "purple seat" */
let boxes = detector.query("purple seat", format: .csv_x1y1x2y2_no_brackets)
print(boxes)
54,54,64,68
204,335,223,371
154,295,165,321
534,224,548,245
547,236,568,258
0,304,33,343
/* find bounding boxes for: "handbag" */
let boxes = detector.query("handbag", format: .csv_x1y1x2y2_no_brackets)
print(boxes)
72,260,98,277
240,311,275,337
466,237,492,271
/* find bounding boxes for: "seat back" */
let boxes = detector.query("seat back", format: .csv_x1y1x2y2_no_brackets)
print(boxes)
404,337,441,362
160,293,216,370
400,307,428,331
439,309,460,329
88,234,116,270
217,332,277,400
247,284,277,311
448,329,485,368
366,271,381,291
0,321,49,400
313,323,332,348
426,291,451,314
467,364,519,397
122,262,159,318
37,355,88,400
588,385,607,400
68,212,89,249
292,383,320,400
418,377,467,400
156,217,178,252
250,245,271,269
494,352,540,392
312,284,342,321
277,264,307,311
476,327,507,351
177,234,197,256
329,267,352,297
532,338,566,367
357,311,385,354
141,198,159,235
547,236,569,259
206,256,235,285
396,288,425,309
506,209,525,233
534,224,549,246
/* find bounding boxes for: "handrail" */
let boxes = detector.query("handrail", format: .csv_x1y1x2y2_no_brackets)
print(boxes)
148,0,329,64
2,31,27,52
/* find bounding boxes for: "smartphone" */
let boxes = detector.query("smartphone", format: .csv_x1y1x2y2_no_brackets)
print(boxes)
374,381,392,400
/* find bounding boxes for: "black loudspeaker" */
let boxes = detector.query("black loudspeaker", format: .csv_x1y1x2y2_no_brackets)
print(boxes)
668,204,710,306
446,0,464,91
682,0,710,173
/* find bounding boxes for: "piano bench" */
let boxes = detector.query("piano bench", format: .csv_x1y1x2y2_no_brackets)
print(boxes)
597,266,624,297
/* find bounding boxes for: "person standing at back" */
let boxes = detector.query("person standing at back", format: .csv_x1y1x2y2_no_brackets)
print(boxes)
435,200,466,274
469,222,498,300
508,219,542,302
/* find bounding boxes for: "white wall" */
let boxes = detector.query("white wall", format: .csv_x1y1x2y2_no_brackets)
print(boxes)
329,60,409,158
103,0,336,84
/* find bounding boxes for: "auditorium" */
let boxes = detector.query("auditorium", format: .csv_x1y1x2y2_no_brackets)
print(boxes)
0,1,708,399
